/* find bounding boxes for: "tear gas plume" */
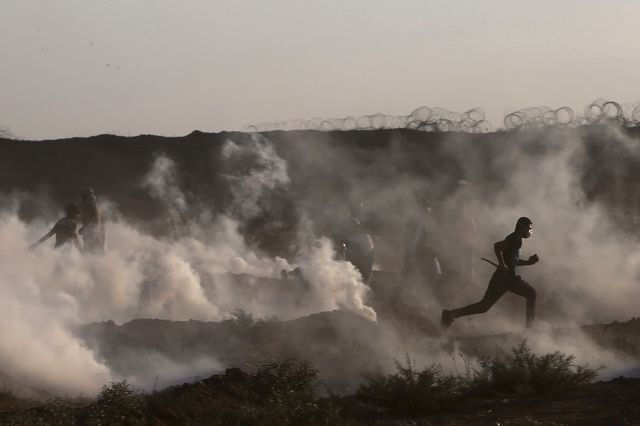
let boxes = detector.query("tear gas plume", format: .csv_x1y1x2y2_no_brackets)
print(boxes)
0,134,375,395
268,122,640,380
0,124,639,396
221,137,291,221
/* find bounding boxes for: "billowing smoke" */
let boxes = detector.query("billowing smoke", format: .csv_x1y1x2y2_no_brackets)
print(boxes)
141,154,188,234
259,122,640,382
221,135,290,221
0,134,377,395
0,212,112,395
372,123,640,381
442,124,640,329
1,122,640,396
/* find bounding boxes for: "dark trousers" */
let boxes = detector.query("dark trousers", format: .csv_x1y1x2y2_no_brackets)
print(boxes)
450,269,537,328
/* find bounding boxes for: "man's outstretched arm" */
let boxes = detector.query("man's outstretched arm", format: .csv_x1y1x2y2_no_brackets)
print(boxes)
517,254,539,266
29,226,56,249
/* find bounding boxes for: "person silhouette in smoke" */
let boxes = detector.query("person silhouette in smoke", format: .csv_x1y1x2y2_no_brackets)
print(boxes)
444,179,477,285
340,201,375,284
79,187,106,253
30,204,82,251
441,217,539,330
393,196,442,304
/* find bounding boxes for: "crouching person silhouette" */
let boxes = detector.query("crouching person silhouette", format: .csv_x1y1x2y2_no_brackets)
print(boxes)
441,217,539,330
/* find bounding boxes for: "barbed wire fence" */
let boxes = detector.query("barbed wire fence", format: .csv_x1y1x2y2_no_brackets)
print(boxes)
242,99,640,133
504,99,640,130
243,106,492,133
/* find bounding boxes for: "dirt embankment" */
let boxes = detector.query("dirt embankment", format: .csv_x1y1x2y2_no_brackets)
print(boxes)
3,126,640,251
77,302,640,393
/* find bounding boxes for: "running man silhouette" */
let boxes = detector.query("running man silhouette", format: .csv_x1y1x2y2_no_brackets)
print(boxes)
392,197,442,304
441,217,539,330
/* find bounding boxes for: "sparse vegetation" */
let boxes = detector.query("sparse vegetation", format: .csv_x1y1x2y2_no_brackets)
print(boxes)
357,355,466,415
0,344,605,425
7,398,78,425
356,342,599,417
230,360,344,426
147,360,345,426
470,341,598,396
0,382,144,426
85,380,145,425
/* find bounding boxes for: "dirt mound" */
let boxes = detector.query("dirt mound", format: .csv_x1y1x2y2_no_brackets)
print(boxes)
77,303,640,395
147,367,251,424
77,309,382,393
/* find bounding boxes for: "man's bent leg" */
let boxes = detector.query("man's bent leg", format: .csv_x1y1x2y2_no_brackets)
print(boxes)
509,277,537,328
449,271,507,319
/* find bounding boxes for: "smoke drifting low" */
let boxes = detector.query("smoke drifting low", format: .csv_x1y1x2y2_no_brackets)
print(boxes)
0,124,639,395
0,135,376,394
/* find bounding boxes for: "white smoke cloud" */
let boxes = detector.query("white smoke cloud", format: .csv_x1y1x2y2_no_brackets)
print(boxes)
0,212,112,395
221,134,290,220
141,154,188,235
444,125,640,330
295,237,377,322
0,135,377,395
3,124,640,397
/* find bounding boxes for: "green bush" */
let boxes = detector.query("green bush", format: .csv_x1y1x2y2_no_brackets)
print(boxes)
231,359,344,426
144,359,346,426
357,355,466,415
472,341,598,395
85,380,145,426
247,359,318,404
0,343,601,424
357,343,599,416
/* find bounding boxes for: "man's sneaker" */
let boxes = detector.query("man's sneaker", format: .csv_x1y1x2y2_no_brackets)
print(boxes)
441,309,454,330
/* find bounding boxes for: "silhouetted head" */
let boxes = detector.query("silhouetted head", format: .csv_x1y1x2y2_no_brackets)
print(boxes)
515,216,533,239
81,187,96,202
65,204,80,218
416,190,433,215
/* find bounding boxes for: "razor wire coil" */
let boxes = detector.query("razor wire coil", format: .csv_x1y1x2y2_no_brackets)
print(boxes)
504,99,640,130
244,107,492,133
243,99,640,133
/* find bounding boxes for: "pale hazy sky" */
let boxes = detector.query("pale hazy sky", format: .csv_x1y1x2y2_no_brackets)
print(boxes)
1,0,639,139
